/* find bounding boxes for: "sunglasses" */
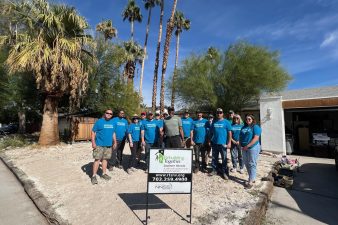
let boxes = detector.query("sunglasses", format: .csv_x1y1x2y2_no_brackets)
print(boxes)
216,112,223,114
105,112,113,115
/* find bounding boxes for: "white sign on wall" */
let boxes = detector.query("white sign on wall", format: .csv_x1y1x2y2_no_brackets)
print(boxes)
147,149,192,194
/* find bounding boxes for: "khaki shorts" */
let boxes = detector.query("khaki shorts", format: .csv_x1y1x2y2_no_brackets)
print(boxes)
93,146,112,160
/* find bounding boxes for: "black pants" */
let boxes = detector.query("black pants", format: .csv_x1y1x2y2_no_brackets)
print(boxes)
165,135,182,148
194,143,207,170
109,139,126,167
129,141,139,168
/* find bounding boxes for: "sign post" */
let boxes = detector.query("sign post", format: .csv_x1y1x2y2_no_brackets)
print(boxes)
146,148,193,224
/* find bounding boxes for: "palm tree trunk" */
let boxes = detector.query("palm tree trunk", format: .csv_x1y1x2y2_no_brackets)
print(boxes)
171,33,180,108
151,0,164,112
139,7,152,99
160,0,178,112
38,96,60,145
18,111,26,134
131,20,134,41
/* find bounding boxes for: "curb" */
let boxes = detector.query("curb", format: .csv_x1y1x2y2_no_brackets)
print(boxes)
0,153,70,225
244,171,274,225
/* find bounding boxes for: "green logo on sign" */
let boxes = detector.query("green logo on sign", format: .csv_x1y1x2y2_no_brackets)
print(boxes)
155,150,165,164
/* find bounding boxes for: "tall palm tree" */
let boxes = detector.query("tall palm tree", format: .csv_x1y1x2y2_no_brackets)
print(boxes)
159,0,178,112
151,0,164,111
139,0,160,100
96,20,117,41
122,0,142,41
123,40,144,84
170,11,190,107
0,0,93,145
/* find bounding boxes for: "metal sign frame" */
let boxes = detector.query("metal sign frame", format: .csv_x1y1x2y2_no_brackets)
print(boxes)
145,148,193,224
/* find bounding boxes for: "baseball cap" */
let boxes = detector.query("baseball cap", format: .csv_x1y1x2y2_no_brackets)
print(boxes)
147,111,153,115
141,112,146,116
229,110,234,114
163,109,168,115
216,108,223,112
208,114,214,118
184,109,189,114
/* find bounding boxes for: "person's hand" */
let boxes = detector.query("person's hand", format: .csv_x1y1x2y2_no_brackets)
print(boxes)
191,140,195,146
129,142,133,148
243,146,249,151
113,142,117,150
226,143,231,149
92,142,96,149
142,141,146,146
236,141,240,145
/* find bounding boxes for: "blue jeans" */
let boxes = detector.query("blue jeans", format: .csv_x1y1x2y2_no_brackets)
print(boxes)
242,144,260,182
211,143,228,175
231,144,243,169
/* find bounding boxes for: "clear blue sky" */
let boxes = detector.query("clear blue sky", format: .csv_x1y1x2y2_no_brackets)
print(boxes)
57,0,338,106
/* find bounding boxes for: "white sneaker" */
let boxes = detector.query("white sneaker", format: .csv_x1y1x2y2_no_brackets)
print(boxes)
239,169,244,174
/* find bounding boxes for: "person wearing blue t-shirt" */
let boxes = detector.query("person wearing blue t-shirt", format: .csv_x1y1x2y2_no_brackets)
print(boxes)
90,109,117,185
190,111,208,173
209,108,232,180
127,114,141,173
155,112,164,145
141,111,163,171
239,114,262,189
109,110,128,170
230,114,244,174
181,110,193,148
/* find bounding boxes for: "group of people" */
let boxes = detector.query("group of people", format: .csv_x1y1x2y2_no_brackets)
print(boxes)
90,107,261,189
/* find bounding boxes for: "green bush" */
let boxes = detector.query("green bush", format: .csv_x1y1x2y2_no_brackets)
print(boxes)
0,135,30,150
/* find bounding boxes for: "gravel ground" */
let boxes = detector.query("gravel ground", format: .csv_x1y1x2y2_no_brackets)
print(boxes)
3,142,273,225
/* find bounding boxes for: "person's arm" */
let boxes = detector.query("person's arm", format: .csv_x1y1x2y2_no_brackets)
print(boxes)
190,130,194,145
242,135,259,150
91,131,96,149
159,127,163,145
128,133,133,147
141,130,145,145
227,131,232,149
179,126,184,141
112,132,117,149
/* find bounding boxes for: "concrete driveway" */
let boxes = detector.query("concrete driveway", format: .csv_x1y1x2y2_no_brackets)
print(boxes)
266,156,338,225
0,159,48,225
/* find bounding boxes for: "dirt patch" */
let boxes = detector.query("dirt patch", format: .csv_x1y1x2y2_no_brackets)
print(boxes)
3,143,273,225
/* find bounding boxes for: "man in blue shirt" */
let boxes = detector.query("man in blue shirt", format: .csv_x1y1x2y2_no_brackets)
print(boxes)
109,110,128,170
191,111,208,173
91,109,117,185
181,110,193,148
209,108,232,180
141,111,163,171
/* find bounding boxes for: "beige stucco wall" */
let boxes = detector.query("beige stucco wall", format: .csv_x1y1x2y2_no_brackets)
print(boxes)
260,96,286,154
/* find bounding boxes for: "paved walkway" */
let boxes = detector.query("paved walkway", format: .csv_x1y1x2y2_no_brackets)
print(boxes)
266,156,338,225
0,159,48,225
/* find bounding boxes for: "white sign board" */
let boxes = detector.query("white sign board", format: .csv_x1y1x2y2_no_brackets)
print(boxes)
148,149,192,194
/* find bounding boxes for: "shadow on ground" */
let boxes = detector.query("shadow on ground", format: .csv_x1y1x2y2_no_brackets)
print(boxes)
118,193,190,224
283,162,338,224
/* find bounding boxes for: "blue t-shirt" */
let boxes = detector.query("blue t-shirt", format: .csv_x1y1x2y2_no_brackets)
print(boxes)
192,118,208,144
92,118,115,147
128,123,141,142
210,119,232,145
112,117,128,141
239,124,262,148
141,119,162,144
181,117,193,138
231,124,244,141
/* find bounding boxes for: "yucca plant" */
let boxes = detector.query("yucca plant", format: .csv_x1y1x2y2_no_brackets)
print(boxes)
0,0,93,145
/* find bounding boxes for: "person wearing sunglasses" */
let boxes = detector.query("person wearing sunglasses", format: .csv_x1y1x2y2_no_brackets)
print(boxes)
208,108,232,180
181,110,193,148
109,110,128,170
127,114,141,174
90,109,117,185
239,114,262,189
230,114,244,174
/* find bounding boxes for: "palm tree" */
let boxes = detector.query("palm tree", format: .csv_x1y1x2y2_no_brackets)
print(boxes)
122,0,142,41
159,0,178,112
170,11,190,107
151,0,164,111
0,0,93,145
139,0,160,100
96,20,117,41
123,40,144,83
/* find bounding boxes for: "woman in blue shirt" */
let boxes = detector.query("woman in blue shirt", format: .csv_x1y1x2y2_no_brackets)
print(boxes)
127,114,141,173
240,114,262,189
230,114,244,173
